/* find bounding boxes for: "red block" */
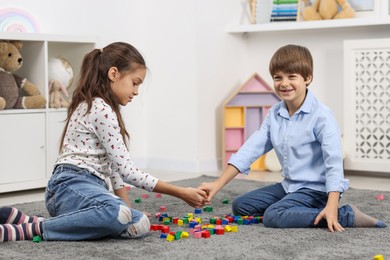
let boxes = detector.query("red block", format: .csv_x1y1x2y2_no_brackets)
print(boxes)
201,230,210,238
161,225,170,233
150,224,159,231
215,228,224,235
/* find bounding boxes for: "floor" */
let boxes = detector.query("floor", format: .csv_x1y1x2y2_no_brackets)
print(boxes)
1,170,389,207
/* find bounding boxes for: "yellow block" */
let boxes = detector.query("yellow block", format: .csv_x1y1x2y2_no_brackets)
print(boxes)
373,255,384,260
178,219,184,226
231,225,238,232
166,234,175,242
224,225,232,232
181,231,189,238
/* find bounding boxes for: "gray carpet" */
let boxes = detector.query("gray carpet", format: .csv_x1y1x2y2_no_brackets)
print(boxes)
2,176,389,260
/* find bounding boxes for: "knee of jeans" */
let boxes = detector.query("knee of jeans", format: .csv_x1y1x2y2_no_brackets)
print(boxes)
127,214,151,238
262,206,281,228
232,196,247,216
117,204,132,225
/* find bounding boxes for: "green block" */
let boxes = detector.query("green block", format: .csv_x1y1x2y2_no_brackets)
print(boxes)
222,199,229,204
134,198,142,203
204,206,213,212
33,236,42,243
175,231,182,240
237,219,244,225
210,218,216,224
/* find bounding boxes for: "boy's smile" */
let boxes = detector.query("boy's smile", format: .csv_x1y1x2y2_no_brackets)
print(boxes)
272,72,312,115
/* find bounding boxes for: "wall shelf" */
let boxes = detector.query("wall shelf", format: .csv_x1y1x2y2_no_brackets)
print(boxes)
226,17,390,34
0,33,96,193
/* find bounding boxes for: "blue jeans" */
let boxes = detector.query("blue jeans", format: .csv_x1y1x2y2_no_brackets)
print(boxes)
232,183,355,228
42,164,146,240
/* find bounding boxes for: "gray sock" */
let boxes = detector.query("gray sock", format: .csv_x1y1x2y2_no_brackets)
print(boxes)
350,204,387,228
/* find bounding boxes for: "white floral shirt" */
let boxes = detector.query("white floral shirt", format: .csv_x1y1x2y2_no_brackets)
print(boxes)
55,97,158,191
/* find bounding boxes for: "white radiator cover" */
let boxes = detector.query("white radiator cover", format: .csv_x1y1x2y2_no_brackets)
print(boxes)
344,39,390,173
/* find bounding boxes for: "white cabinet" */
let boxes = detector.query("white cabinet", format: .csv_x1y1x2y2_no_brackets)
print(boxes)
0,33,96,193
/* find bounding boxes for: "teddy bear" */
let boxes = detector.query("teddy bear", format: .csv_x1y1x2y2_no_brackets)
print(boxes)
0,40,46,110
302,0,355,21
48,56,73,108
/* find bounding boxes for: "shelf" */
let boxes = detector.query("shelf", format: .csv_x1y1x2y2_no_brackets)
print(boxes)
0,32,97,43
226,17,390,34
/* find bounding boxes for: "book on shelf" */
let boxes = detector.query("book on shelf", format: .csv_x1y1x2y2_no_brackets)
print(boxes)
247,0,303,24
270,0,301,22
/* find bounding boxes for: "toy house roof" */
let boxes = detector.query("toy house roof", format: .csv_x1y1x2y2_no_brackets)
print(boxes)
223,73,279,107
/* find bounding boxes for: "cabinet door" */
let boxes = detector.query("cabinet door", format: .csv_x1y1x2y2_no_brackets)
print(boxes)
0,113,46,192
47,111,67,177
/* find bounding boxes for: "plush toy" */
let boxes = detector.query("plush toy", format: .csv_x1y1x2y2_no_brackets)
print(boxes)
48,80,69,108
302,0,355,21
0,40,46,110
48,56,73,108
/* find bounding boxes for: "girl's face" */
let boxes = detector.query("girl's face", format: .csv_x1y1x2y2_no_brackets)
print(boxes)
109,66,146,106
272,71,312,115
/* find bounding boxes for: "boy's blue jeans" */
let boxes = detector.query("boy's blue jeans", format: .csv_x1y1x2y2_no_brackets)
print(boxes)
232,183,355,228
42,164,146,240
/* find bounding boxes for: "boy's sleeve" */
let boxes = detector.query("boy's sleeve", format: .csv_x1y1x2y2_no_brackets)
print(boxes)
229,114,273,174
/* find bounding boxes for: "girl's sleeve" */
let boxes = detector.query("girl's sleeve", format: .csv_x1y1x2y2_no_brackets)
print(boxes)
89,101,158,192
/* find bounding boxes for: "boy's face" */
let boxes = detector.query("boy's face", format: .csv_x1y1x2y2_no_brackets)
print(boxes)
272,71,312,113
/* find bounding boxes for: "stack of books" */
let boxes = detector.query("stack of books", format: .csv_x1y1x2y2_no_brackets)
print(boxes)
270,0,300,22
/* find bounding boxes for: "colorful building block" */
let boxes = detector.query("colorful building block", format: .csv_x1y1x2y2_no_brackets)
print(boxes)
194,231,202,239
223,199,229,204
166,234,175,242
376,194,385,201
194,208,202,214
150,224,159,231
160,205,167,212
134,197,141,203
373,254,384,260
181,231,189,238
204,206,213,212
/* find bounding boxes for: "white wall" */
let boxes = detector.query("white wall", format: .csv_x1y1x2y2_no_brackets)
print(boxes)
3,0,390,174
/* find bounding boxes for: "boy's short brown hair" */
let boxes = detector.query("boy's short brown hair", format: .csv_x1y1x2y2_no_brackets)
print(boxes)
269,44,313,81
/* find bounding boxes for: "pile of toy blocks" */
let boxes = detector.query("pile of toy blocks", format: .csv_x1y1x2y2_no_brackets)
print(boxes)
150,207,263,242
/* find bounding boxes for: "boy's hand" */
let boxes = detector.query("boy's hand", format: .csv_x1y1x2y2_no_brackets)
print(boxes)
314,192,344,233
180,187,208,208
198,182,222,204
314,206,344,232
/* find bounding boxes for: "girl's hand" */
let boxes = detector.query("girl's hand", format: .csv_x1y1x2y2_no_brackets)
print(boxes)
180,187,208,208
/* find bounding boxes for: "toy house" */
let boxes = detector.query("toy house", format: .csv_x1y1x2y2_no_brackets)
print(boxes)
222,73,280,171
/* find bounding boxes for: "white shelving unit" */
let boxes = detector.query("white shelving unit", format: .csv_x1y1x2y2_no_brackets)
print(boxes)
226,17,390,34
0,33,96,193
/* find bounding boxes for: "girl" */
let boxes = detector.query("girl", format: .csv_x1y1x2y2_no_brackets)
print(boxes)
0,42,207,242
199,44,386,232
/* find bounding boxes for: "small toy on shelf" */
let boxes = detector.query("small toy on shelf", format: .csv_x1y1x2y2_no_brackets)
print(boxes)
302,0,355,21
0,40,46,110
48,56,73,108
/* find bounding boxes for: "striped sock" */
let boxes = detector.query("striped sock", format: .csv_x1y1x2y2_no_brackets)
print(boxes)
0,207,44,224
0,222,43,242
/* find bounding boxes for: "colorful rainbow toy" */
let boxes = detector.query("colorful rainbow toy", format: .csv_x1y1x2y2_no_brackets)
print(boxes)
0,7,40,32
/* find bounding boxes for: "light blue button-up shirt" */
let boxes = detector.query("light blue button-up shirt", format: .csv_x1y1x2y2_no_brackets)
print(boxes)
229,89,349,194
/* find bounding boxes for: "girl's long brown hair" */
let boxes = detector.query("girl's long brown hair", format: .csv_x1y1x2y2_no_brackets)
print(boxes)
59,42,146,152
